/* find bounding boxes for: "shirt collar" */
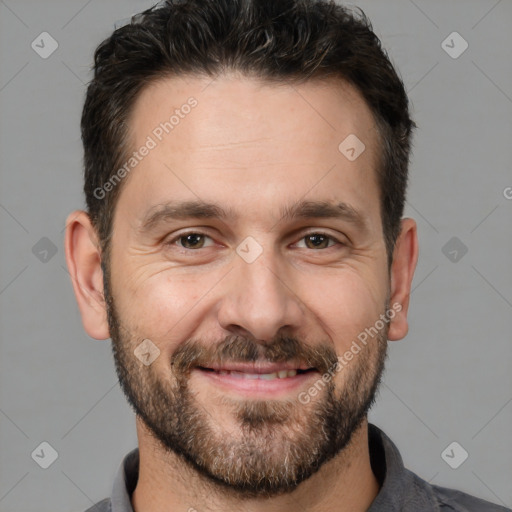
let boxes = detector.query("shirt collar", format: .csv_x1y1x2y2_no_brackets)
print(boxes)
110,423,439,512
111,446,138,512
367,424,440,511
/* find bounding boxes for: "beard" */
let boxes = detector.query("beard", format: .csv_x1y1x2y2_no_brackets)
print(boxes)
102,262,388,498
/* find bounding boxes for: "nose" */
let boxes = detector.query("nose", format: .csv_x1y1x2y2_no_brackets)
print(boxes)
216,248,304,343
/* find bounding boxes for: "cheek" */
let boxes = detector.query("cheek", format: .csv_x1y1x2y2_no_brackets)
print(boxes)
301,267,387,348
111,265,216,346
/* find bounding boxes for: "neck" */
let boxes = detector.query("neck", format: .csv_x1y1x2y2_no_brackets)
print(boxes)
131,417,381,512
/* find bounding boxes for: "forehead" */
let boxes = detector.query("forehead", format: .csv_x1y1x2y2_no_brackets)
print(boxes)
116,73,382,230
129,73,379,156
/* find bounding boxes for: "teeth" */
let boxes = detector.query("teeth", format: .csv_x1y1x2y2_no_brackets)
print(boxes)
259,372,277,380
215,369,298,379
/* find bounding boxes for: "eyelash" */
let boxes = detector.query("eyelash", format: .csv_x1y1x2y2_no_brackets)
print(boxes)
165,230,344,252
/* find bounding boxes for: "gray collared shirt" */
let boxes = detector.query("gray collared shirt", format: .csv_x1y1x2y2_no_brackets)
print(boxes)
85,423,511,512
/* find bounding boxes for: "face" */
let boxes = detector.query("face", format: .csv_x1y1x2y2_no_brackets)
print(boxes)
104,74,392,497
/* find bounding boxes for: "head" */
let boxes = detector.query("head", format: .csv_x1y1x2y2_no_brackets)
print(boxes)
66,0,418,498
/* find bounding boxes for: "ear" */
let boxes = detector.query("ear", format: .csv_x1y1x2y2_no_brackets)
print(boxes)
64,210,110,340
387,217,419,341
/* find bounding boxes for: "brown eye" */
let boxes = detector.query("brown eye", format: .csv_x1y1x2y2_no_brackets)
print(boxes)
300,233,339,250
179,233,206,249
294,233,343,249
166,232,215,250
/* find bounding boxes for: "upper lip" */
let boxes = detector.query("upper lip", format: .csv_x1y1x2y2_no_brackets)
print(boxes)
199,362,314,373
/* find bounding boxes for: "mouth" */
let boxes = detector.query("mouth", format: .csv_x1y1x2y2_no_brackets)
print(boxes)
198,366,316,380
193,363,320,397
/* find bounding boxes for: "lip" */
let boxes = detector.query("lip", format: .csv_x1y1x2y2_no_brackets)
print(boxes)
192,365,320,398
202,362,314,374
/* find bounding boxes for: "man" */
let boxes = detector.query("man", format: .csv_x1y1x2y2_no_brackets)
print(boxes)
64,0,510,510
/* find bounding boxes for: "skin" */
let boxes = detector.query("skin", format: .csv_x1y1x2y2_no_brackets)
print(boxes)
65,73,418,512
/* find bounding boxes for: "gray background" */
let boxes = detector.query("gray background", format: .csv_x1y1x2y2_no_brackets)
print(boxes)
1,0,511,510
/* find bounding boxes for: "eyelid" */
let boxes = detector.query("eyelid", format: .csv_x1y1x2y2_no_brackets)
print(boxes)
165,230,216,248
293,230,344,249
165,228,346,250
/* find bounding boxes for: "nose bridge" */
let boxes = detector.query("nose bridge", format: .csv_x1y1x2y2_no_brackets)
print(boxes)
217,244,303,342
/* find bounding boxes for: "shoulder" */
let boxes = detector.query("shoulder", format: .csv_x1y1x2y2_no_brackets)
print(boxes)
368,424,510,512
83,497,111,512
430,482,511,512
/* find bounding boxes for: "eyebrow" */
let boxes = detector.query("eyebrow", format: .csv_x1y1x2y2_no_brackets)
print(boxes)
139,199,369,233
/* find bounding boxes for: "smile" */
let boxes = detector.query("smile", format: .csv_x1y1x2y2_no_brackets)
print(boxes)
194,365,319,397
200,368,313,380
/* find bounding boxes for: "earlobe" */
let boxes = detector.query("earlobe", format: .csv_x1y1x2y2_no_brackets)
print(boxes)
64,210,110,340
387,218,419,341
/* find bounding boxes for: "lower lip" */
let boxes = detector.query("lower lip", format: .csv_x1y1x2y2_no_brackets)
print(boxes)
193,368,320,397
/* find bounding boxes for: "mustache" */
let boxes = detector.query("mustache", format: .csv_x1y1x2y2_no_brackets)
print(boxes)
171,334,338,376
